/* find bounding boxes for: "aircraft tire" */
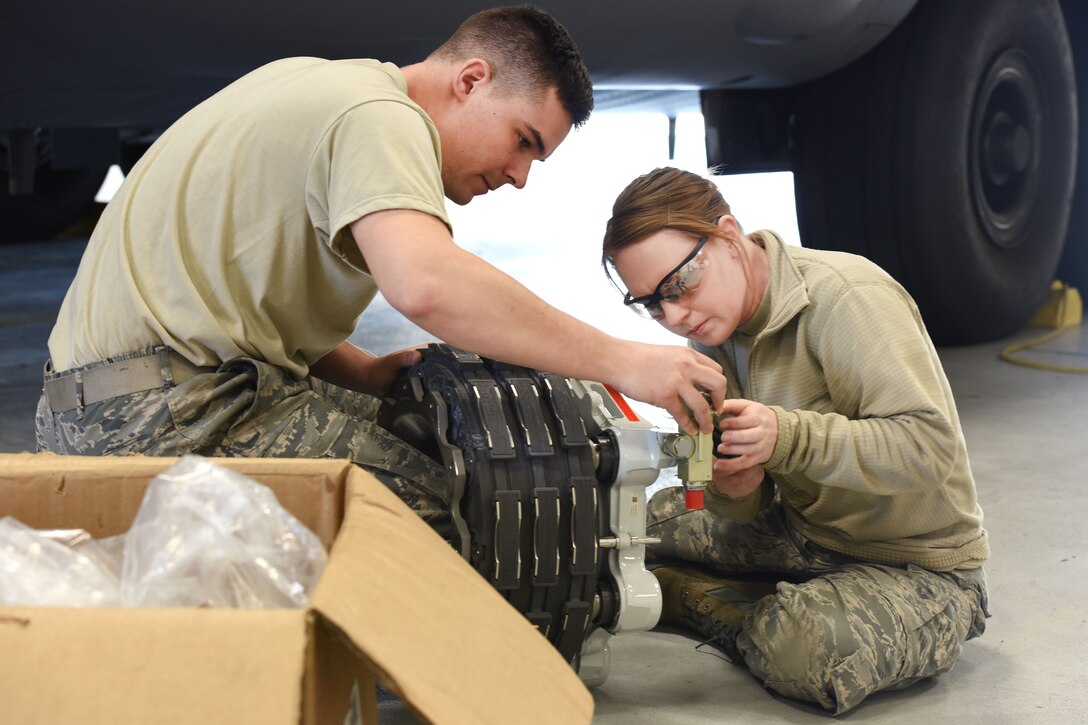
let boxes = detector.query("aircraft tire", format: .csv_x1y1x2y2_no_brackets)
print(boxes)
793,0,1077,345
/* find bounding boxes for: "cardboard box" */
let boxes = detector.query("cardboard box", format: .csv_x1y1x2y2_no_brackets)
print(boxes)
0,454,594,724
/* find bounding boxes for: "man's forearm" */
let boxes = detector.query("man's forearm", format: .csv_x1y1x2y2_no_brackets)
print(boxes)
355,209,626,383
406,259,625,382
352,209,727,433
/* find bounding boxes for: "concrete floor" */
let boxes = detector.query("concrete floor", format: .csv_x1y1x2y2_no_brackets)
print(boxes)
2,233,1086,723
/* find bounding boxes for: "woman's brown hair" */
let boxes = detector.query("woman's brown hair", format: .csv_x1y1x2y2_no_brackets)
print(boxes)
602,167,733,278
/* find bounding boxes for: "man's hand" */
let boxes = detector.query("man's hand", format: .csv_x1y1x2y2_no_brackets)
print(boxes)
359,347,423,397
611,342,727,435
714,397,778,467
309,342,422,397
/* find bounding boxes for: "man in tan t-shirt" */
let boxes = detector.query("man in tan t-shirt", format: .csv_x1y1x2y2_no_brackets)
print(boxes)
37,7,728,530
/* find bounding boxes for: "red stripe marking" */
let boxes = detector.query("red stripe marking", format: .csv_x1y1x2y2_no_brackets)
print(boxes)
603,384,640,422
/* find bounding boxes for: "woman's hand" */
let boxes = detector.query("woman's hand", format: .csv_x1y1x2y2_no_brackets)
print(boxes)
714,397,779,467
708,398,776,499
712,462,766,499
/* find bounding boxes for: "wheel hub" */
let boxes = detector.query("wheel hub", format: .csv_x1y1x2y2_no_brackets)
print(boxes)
984,111,1032,182
970,49,1042,250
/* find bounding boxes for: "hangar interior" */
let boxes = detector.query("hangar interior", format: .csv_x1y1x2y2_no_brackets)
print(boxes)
3,0,1087,718
2,218,1085,723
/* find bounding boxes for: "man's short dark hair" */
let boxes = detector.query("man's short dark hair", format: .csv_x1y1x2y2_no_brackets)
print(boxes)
432,5,594,127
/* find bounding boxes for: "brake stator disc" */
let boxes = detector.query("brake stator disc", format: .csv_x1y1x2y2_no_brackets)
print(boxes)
377,343,617,663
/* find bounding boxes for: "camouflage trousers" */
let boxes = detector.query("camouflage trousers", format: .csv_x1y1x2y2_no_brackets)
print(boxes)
648,487,990,715
36,348,452,538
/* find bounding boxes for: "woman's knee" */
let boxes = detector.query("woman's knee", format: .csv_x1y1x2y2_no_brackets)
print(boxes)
736,581,858,710
736,566,976,714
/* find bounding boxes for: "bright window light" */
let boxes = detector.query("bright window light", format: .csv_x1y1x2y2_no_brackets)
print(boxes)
95,164,125,203
445,110,801,347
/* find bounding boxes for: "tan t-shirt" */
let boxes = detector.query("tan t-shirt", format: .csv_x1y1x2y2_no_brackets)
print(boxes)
49,58,448,378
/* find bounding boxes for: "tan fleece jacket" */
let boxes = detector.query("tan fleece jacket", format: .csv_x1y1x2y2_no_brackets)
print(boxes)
694,230,989,571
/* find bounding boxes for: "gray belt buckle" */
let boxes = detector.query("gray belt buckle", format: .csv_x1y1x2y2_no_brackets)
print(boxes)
45,374,79,412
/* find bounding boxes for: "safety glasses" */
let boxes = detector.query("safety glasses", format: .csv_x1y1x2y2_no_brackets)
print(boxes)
622,236,710,319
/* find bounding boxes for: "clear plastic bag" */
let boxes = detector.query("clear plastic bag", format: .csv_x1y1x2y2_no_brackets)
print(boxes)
119,456,327,608
0,517,121,606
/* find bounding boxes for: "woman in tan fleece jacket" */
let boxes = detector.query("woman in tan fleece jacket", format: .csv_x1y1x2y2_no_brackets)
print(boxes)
602,167,990,715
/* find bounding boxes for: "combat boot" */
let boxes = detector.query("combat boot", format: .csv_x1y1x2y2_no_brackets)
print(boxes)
654,566,777,653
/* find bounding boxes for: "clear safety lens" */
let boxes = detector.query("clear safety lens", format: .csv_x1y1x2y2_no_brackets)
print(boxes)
626,242,710,319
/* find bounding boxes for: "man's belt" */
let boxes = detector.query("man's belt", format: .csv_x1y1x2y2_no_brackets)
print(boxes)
44,351,215,412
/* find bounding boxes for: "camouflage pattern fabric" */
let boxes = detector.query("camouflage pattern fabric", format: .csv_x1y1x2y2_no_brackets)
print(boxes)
648,486,990,715
36,348,452,538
